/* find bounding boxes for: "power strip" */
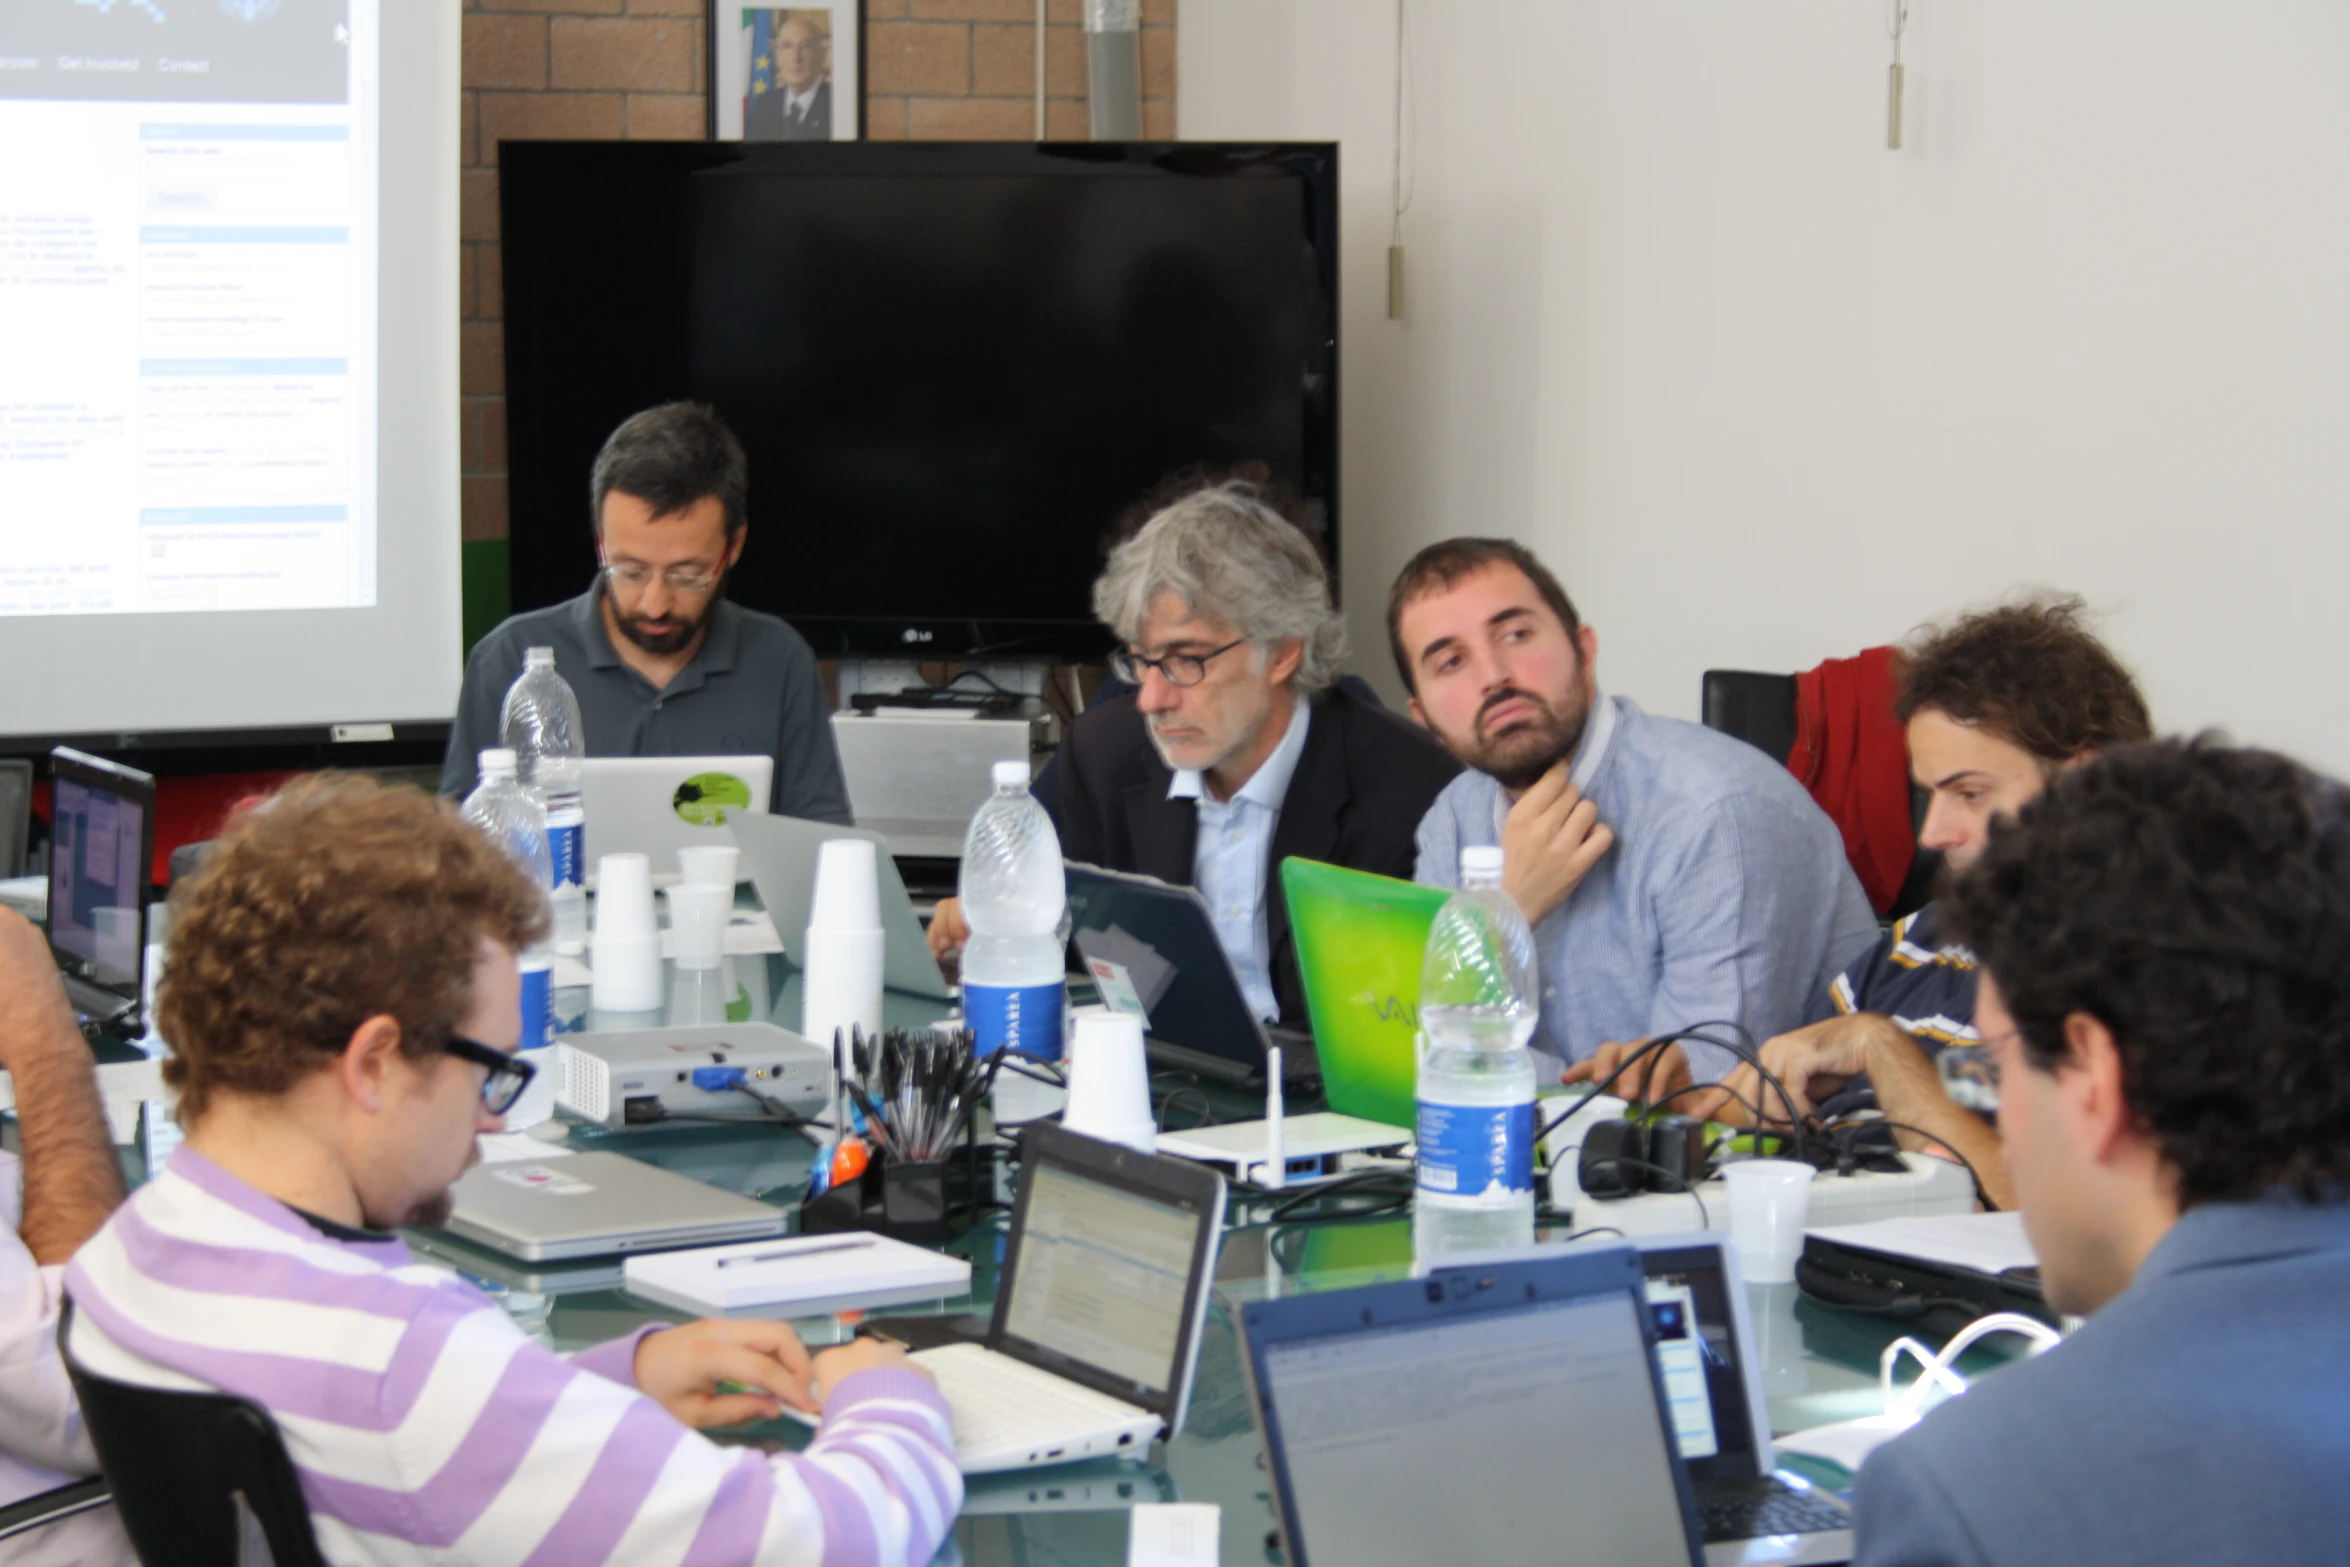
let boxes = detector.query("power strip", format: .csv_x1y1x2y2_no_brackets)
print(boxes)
1566,1151,1976,1237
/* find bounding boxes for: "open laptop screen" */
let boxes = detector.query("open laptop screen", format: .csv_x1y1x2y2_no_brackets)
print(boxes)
1001,1162,1199,1394
1257,1291,1697,1567
47,748,155,996
1643,1244,1765,1483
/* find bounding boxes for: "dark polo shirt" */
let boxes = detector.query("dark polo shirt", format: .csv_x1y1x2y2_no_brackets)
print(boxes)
440,583,851,823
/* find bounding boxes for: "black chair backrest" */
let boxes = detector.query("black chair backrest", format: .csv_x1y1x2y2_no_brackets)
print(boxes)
1700,670,1800,765
58,1300,328,1567
0,758,30,879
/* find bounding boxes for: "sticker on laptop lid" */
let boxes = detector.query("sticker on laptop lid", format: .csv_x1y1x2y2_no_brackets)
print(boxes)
1086,958,1150,1019
492,1164,595,1197
673,773,754,827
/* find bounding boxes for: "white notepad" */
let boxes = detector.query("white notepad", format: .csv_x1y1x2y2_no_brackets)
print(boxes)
623,1232,972,1317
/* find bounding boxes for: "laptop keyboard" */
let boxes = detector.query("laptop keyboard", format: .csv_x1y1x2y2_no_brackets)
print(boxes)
1699,1478,1851,1542
917,1343,1152,1458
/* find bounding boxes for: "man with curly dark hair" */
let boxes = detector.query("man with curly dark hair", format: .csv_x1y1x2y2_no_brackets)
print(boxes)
1850,737,2350,1566
1569,596,2150,1208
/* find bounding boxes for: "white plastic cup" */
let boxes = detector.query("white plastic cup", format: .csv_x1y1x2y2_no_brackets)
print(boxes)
801,927,884,1043
1062,1012,1156,1154
664,883,731,971
592,853,657,939
1722,1159,1818,1283
590,932,664,1012
1542,1093,1630,1206
677,844,740,890
809,838,881,930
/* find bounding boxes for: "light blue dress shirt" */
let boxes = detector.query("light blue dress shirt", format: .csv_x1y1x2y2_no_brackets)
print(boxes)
1415,690,1878,1081
1170,699,1312,1023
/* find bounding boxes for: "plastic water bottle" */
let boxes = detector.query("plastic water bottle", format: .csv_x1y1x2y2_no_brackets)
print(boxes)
1414,844,1541,1260
958,759,1067,1064
501,647,587,955
460,748,560,1128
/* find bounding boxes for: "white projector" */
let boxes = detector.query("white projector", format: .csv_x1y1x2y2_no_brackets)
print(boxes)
557,1023,831,1132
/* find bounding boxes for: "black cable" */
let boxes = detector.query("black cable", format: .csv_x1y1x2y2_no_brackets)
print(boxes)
1643,1079,1769,1129
1264,1169,1416,1225
1819,1115,2000,1212
1155,1087,1216,1131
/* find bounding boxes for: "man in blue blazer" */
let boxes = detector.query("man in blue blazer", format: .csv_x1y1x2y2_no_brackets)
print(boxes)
1851,737,2350,1566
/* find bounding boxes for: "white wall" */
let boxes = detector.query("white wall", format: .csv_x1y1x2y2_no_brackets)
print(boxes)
1179,1,2350,771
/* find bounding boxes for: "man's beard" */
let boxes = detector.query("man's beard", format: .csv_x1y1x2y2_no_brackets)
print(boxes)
1461,683,1590,793
607,582,717,655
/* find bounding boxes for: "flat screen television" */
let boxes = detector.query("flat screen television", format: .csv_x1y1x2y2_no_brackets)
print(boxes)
498,141,1340,660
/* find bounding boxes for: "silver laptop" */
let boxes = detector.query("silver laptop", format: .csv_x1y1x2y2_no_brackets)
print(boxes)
580,755,775,883
726,810,953,1001
438,1151,787,1262
819,1124,1228,1474
1427,1234,1854,1567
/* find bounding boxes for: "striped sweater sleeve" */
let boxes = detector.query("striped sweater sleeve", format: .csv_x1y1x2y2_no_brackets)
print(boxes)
64,1151,960,1567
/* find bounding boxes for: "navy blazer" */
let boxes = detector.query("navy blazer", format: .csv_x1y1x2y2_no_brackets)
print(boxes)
1046,682,1460,1026
1852,1197,2350,1567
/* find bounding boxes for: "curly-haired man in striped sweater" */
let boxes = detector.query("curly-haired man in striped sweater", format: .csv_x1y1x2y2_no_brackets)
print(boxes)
66,773,959,1565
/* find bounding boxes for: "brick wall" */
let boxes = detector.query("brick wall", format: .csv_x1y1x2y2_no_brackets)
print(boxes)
459,0,1177,606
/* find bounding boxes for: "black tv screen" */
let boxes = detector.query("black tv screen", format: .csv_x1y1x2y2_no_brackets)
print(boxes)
499,141,1339,659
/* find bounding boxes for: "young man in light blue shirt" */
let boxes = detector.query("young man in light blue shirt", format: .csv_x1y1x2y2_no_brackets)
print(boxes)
1391,538,1877,1079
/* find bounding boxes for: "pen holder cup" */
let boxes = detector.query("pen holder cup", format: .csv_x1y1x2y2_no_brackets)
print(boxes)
797,1158,958,1247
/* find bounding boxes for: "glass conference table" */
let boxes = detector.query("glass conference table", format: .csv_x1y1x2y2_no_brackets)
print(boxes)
424,952,1985,1566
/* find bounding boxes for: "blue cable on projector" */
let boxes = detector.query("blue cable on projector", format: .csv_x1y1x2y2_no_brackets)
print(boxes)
692,1065,748,1093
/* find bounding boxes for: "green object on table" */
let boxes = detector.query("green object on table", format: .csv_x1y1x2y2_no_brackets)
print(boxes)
1279,856,1451,1130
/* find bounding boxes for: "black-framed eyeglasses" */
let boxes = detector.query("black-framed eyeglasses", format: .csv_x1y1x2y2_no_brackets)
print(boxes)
601,561,724,596
1109,637,1248,689
443,1035,537,1115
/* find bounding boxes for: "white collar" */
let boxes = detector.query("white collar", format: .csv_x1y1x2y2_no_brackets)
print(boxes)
1569,684,1616,792
1167,693,1312,809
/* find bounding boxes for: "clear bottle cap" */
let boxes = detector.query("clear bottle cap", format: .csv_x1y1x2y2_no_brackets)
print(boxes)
1461,845,1506,877
478,747,519,779
992,759,1033,788
523,646,555,670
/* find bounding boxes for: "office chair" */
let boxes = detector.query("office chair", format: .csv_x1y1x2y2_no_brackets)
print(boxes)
0,758,30,879
58,1301,328,1567
1699,671,1801,764
0,1475,112,1546
1699,669,1941,920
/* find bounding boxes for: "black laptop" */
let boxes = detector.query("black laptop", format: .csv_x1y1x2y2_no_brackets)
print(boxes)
44,747,156,1037
1062,861,1316,1085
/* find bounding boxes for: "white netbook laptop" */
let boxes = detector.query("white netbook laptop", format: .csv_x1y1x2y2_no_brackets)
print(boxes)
726,810,953,1001
1425,1234,1854,1567
823,1124,1228,1474
580,755,775,883
437,1151,787,1262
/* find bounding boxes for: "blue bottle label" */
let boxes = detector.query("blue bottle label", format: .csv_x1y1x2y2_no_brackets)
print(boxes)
546,821,583,892
519,961,552,1051
965,980,1066,1061
1415,1099,1536,1199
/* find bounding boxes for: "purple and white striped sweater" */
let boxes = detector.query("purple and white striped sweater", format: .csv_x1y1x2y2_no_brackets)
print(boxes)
63,1147,962,1566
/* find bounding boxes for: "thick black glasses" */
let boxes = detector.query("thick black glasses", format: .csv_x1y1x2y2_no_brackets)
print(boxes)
443,1035,536,1115
1109,637,1248,689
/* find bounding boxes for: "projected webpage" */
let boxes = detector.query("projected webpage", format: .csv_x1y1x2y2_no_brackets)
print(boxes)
0,0,377,617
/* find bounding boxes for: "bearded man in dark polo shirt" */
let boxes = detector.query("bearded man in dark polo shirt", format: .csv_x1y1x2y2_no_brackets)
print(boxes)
442,403,851,822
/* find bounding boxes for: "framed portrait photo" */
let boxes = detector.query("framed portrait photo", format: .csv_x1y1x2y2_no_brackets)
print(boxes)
712,3,863,142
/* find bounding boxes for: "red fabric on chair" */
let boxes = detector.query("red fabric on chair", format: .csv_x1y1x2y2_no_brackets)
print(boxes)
1786,646,1915,914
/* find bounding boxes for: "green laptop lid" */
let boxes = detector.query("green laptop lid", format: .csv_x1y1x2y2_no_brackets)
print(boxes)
1279,857,1450,1129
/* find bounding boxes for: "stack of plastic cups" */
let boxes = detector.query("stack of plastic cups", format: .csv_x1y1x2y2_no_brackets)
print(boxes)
590,853,664,1013
1061,1013,1156,1154
801,838,884,1046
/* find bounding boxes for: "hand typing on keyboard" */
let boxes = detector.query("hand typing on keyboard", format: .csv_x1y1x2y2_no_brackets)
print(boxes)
812,1335,931,1410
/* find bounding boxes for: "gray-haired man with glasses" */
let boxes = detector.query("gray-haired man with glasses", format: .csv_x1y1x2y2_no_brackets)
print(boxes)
929,480,1459,1027
442,403,851,822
